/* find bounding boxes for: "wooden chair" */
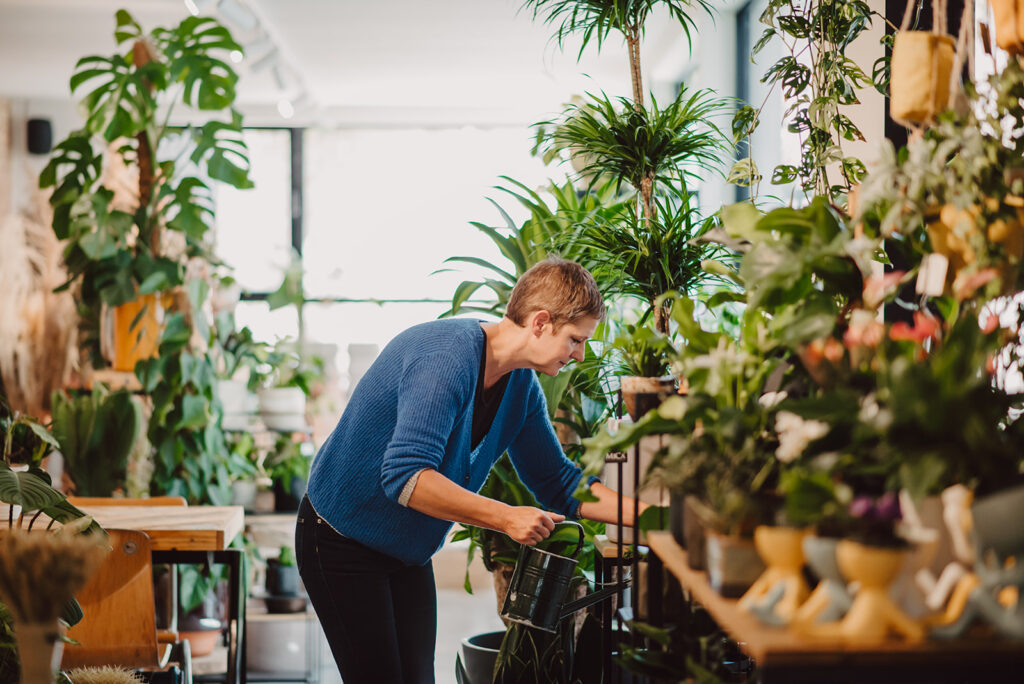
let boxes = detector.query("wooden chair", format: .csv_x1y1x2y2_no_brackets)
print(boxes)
63,529,192,684
67,496,188,507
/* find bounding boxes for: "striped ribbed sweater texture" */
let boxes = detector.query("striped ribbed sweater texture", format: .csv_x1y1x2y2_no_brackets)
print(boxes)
306,318,586,566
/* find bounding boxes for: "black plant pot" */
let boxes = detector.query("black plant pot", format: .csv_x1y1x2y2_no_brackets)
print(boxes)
273,476,307,512
266,558,301,597
457,631,504,684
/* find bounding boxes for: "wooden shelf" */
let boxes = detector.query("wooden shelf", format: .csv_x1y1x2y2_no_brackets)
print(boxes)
647,531,1024,678
79,368,142,392
593,534,647,559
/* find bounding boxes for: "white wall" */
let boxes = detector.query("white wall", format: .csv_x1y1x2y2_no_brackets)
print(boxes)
1,96,80,218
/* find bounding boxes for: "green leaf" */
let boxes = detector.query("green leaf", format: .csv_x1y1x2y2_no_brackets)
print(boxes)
176,394,209,430
721,202,762,241
0,463,66,512
771,164,799,185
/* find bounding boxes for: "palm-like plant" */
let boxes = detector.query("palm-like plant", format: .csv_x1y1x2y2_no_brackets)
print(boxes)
547,89,730,221
573,183,733,331
437,175,626,318
521,0,714,106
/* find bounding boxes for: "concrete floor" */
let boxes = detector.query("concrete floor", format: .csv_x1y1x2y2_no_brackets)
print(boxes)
248,539,505,684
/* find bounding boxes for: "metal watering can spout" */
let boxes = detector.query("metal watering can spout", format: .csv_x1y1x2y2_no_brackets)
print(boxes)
499,521,628,633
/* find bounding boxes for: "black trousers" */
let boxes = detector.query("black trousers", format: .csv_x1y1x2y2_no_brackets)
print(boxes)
296,495,437,684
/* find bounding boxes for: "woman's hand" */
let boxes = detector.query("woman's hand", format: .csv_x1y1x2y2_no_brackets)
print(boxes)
503,506,565,545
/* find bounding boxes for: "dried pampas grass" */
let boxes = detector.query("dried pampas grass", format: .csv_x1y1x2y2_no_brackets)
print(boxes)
0,181,78,418
66,666,145,684
0,527,107,623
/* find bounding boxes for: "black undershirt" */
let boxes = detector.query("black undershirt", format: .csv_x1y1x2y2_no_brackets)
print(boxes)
471,343,509,450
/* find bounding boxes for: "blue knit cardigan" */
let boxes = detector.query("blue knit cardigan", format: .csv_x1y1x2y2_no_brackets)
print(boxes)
306,318,587,566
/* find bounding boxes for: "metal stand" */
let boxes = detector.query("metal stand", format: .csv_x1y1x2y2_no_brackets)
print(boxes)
154,549,246,684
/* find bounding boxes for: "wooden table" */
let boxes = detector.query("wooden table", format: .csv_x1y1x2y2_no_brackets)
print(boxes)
647,531,1024,683
79,505,247,684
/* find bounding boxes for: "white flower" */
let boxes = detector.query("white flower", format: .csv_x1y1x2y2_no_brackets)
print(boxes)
775,411,829,463
858,394,892,431
758,391,788,409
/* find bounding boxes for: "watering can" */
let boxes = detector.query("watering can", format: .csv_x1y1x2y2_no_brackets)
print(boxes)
500,521,628,633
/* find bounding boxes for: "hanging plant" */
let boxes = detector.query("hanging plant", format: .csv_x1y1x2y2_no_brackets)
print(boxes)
731,0,884,203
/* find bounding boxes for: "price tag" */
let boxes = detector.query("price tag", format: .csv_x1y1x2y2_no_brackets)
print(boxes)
606,451,628,463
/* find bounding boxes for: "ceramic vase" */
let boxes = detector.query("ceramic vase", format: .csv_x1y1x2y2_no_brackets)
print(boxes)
619,375,675,421
826,540,924,642
14,620,64,684
739,526,809,624
705,531,764,599
792,536,852,629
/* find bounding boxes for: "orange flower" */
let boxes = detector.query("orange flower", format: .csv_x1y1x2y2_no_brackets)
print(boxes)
863,270,905,309
889,311,940,343
844,310,884,348
952,268,998,301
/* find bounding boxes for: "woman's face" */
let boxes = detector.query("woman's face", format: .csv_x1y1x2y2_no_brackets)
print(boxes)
531,315,599,376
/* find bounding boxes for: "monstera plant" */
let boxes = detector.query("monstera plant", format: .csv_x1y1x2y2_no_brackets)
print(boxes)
40,9,252,365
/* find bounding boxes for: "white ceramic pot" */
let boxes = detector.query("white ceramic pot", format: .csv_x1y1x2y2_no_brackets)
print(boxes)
246,614,310,673
258,387,307,416
219,379,257,416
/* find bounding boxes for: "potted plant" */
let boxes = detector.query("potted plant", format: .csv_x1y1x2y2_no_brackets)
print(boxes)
264,434,313,512
40,9,253,370
49,384,143,497
0,387,104,683
261,545,307,616
610,321,676,421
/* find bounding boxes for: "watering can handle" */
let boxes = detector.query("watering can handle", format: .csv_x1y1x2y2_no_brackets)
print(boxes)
553,521,585,559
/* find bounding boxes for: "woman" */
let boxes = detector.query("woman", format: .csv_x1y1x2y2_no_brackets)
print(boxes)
296,257,643,683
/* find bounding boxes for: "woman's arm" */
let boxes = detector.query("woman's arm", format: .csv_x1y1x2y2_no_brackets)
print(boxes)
406,469,565,545
579,481,650,527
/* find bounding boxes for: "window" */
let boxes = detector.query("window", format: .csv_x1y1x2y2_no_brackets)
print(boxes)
214,124,552,379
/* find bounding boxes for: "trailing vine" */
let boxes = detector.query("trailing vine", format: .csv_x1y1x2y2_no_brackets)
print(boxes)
731,0,892,203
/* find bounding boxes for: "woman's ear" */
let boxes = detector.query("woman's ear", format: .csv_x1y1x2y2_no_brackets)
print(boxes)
529,310,551,337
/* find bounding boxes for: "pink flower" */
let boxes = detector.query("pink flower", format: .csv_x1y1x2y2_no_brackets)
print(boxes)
889,312,940,343
844,310,884,348
863,271,905,309
953,268,998,301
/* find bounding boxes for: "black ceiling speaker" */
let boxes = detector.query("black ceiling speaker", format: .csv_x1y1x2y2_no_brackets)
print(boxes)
27,118,52,155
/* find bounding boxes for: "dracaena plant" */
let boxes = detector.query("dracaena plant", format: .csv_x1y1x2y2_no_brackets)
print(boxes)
40,9,253,363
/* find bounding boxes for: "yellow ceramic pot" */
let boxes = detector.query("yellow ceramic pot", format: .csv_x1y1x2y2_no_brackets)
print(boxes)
738,526,809,623
832,540,925,642
109,293,173,372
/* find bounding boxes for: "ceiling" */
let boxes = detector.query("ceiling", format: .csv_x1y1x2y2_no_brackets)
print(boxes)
0,0,698,127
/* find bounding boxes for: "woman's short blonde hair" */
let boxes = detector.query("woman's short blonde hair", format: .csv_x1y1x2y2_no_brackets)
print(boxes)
506,257,605,330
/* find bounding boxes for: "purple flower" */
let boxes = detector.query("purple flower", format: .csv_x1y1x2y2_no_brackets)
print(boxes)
849,496,874,518
849,492,902,521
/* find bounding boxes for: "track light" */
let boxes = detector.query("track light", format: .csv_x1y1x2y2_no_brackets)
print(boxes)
183,0,217,16
277,99,295,119
248,47,278,73
271,64,288,91
217,0,258,31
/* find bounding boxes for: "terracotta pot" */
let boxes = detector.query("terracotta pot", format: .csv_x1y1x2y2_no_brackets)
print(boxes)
108,292,173,372
739,526,809,624
830,540,924,642
619,375,675,421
